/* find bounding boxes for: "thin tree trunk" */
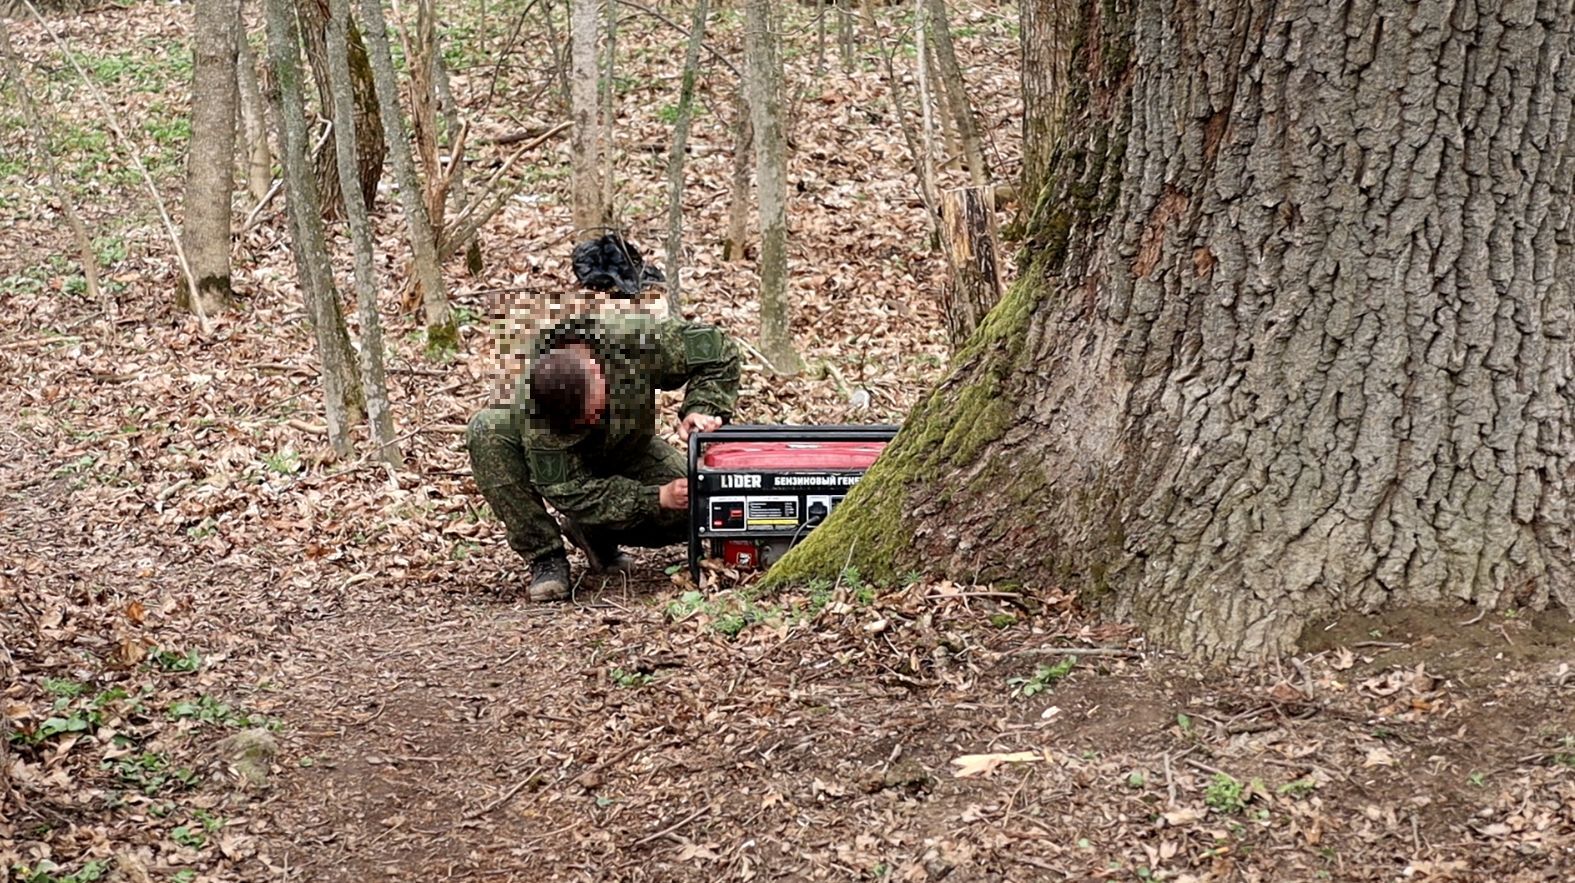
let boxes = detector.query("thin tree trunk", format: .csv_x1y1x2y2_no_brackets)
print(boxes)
569,0,604,233
599,0,617,221
357,0,455,349
326,0,398,464
744,0,801,374
235,13,273,203
0,20,103,317
264,0,362,457
398,0,444,229
925,30,960,169
721,90,752,262
298,0,385,218
180,0,240,315
773,0,1575,663
912,0,938,214
874,16,940,245
924,0,986,185
431,35,483,275
663,0,710,313
837,1,853,72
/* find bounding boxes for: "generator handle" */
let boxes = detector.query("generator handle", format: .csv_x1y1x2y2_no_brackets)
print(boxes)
686,424,901,583
691,424,901,446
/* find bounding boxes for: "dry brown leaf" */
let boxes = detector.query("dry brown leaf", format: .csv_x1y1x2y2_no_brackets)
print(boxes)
950,751,1042,778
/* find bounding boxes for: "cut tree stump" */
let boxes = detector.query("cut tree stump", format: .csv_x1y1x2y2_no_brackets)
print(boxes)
939,185,1004,350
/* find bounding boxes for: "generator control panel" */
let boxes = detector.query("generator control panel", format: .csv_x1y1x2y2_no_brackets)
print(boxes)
686,425,899,581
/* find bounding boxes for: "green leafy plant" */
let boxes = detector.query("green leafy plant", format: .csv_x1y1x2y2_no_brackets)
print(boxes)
1204,772,1247,814
42,678,88,698
108,752,198,795
169,824,206,849
264,450,301,475
609,667,654,688
1276,776,1318,798
1007,656,1078,698
153,647,203,673
10,860,110,883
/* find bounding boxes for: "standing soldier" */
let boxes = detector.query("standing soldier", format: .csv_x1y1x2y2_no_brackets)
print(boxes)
467,312,741,600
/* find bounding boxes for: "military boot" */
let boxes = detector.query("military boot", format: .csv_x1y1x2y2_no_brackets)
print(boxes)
563,520,634,575
528,555,572,602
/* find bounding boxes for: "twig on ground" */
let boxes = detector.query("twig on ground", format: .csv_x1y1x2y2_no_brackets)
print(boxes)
466,766,542,819
1010,646,1140,658
630,804,709,848
1162,751,1177,806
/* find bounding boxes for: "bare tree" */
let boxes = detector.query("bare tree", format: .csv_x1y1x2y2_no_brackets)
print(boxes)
358,0,455,349
327,0,398,464
662,0,709,311
569,0,605,233
744,0,801,373
720,91,751,262
235,10,273,203
180,0,240,316
265,0,364,456
923,0,986,185
298,0,385,218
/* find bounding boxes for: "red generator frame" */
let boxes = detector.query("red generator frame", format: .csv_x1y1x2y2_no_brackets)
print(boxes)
686,424,899,582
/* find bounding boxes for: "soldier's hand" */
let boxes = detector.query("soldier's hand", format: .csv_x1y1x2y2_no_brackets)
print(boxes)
677,412,722,442
659,478,690,510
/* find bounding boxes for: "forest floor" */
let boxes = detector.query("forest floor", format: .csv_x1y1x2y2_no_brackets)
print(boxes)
3,2,1574,881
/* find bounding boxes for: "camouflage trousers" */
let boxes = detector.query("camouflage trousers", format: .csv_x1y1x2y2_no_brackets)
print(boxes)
465,406,689,564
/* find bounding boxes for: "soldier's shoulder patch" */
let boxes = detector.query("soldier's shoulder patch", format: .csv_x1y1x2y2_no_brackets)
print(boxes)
527,447,569,486
681,326,724,364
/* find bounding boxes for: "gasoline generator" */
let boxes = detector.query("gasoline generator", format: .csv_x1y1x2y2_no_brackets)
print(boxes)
686,424,899,581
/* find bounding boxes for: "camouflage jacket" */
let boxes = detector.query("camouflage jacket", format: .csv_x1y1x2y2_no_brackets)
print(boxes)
514,312,740,528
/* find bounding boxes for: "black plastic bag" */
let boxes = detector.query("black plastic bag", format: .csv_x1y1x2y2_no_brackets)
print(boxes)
571,233,667,297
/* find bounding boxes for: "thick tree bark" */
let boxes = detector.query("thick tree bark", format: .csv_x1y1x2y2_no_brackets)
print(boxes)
745,0,803,374
298,0,385,219
265,0,365,456
180,0,240,315
771,0,1575,662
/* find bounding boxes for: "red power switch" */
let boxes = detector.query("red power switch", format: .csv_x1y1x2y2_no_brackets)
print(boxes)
722,540,759,569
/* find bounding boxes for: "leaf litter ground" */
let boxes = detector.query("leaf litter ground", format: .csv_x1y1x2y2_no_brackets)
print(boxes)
2,2,1573,881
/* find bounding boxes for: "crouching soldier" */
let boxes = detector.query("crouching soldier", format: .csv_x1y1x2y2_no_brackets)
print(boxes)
467,312,741,600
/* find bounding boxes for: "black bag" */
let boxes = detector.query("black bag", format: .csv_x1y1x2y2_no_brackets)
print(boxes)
571,233,666,297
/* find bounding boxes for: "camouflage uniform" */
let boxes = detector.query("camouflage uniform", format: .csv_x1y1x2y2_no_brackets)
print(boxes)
467,312,740,566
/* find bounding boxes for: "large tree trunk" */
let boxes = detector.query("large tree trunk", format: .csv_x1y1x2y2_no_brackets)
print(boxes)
770,0,1575,662
180,0,240,315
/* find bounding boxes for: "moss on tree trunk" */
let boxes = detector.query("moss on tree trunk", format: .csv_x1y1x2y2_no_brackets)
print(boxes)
770,0,1575,662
